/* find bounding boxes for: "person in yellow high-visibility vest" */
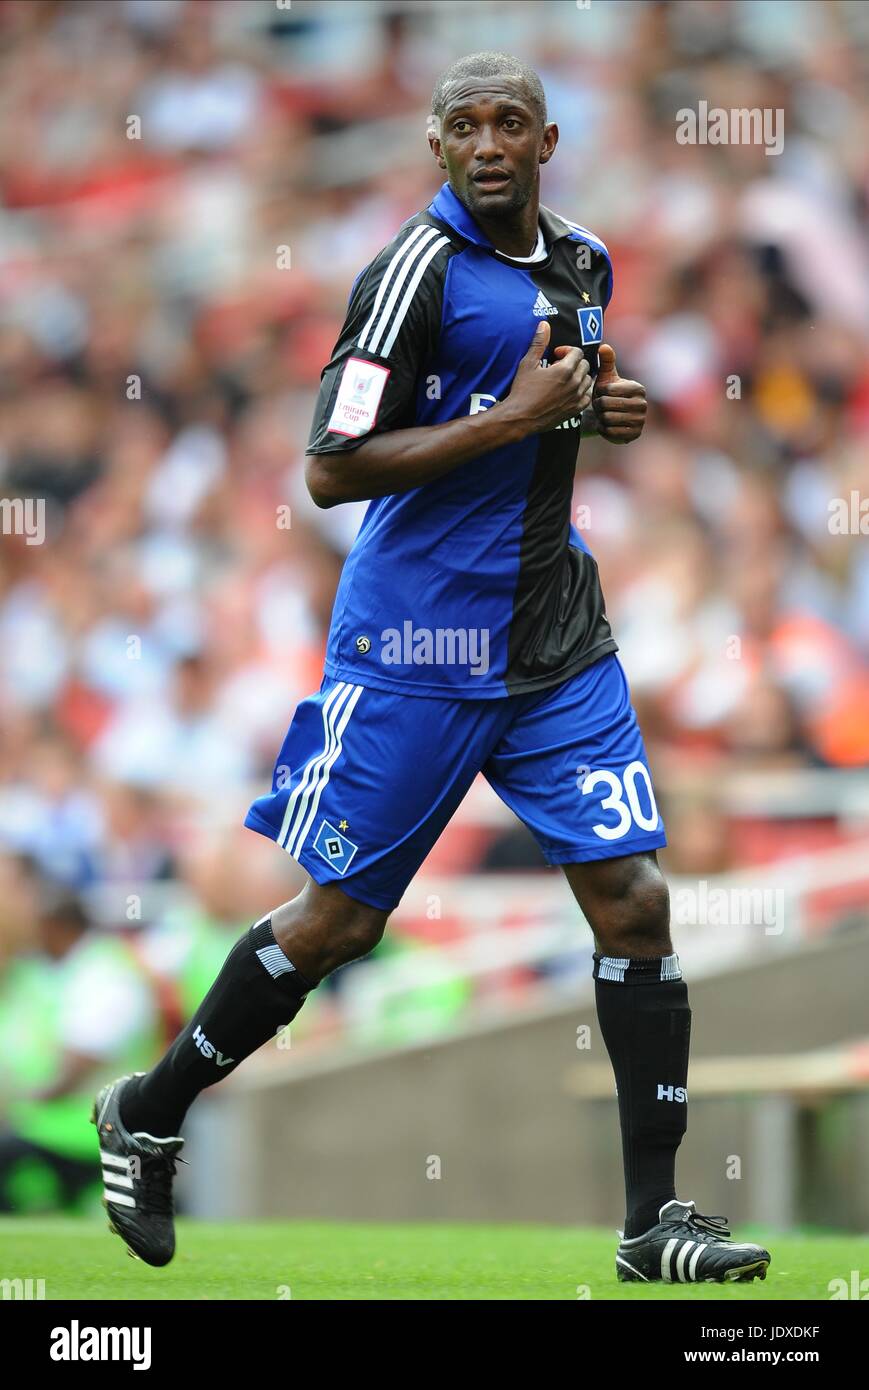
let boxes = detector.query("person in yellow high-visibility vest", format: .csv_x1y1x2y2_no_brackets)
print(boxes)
0,893,160,1213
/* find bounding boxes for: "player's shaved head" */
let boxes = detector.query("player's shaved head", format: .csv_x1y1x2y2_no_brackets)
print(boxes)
431,52,547,129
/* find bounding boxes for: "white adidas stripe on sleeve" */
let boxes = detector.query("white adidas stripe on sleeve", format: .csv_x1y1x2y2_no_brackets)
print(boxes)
357,225,448,358
380,237,450,357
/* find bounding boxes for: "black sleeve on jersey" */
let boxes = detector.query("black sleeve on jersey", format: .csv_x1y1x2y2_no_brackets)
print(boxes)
306,222,453,456
601,251,614,311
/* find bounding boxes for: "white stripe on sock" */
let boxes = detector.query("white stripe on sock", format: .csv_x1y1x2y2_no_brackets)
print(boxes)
660,953,682,981
255,943,296,979
598,956,630,982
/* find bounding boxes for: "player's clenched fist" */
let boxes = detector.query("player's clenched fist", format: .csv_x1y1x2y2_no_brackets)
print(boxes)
592,343,647,443
505,321,593,435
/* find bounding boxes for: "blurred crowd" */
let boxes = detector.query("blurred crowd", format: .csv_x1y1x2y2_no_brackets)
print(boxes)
0,1,867,1189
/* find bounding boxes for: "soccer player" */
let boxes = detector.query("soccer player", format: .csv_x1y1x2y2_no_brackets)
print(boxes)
95,53,771,1284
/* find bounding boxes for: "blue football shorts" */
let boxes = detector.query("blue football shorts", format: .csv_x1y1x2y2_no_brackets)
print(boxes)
244,652,666,911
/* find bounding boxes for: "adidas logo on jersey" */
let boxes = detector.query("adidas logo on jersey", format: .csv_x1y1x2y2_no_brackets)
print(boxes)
532,290,558,317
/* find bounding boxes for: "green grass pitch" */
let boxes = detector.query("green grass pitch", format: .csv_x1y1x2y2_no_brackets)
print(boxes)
2,1218,865,1300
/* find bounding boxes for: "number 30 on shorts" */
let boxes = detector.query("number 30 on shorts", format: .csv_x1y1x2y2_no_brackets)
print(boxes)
581,761,660,841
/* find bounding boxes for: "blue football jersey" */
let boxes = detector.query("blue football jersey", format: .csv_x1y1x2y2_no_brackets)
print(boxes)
306,181,617,699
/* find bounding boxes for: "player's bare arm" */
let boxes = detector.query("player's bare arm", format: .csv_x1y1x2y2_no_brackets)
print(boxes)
305,319,591,507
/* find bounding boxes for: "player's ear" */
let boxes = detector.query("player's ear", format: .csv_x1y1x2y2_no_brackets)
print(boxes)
428,117,448,170
538,121,558,165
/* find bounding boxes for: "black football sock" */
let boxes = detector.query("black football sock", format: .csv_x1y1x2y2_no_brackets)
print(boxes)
593,951,691,1239
121,916,315,1137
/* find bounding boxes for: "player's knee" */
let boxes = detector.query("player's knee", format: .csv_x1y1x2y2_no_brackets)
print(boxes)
271,885,388,980
332,906,387,965
305,906,386,979
594,857,671,957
